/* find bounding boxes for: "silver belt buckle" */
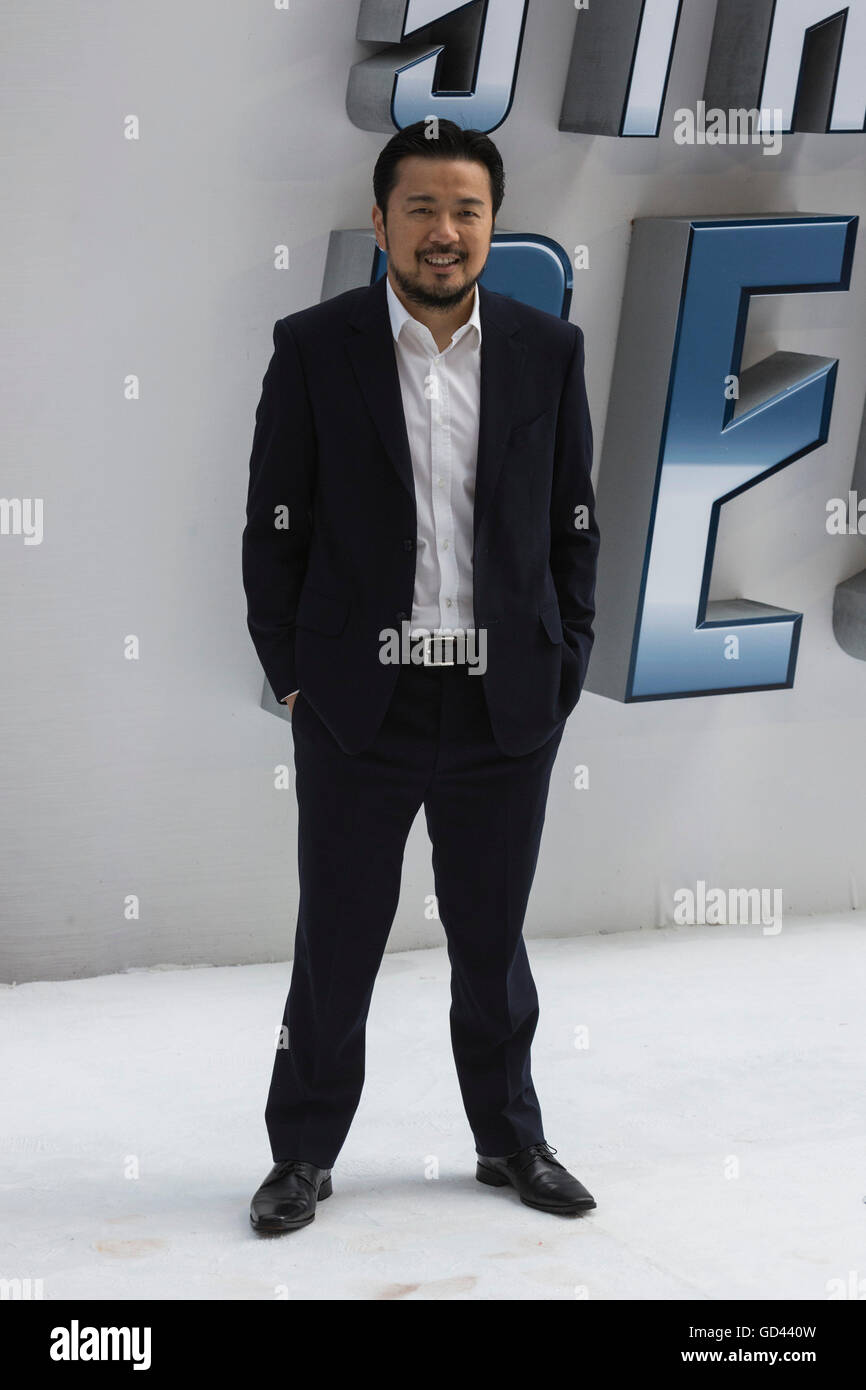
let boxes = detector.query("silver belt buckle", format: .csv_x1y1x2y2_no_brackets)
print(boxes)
423,633,456,666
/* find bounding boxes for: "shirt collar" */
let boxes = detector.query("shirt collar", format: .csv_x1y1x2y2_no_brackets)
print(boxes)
386,275,481,349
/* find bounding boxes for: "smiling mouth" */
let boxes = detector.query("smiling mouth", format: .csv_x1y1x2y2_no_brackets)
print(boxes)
422,254,462,269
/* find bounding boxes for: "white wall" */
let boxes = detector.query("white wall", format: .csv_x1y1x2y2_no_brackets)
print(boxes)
2,0,865,982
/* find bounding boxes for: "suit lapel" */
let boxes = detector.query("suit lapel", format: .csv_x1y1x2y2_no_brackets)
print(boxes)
344,276,415,504
474,285,526,541
344,274,526,542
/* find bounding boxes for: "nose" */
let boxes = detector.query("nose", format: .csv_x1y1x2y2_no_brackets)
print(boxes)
426,212,460,244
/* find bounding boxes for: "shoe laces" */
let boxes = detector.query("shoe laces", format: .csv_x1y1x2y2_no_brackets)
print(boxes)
265,1159,317,1188
516,1141,562,1170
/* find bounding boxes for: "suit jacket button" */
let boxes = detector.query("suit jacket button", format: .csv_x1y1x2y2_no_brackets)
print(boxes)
403,538,415,550
396,611,408,622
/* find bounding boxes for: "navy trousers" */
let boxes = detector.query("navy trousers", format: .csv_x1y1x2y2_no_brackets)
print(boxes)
264,658,566,1168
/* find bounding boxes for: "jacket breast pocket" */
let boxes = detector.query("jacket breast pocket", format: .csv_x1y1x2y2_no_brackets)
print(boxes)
509,407,556,444
539,600,563,644
295,585,350,636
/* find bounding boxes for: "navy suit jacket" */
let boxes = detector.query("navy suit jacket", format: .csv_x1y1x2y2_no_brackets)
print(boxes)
242,274,600,757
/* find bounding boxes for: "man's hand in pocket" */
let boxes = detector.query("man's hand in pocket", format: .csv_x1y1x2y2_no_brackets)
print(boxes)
282,692,298,715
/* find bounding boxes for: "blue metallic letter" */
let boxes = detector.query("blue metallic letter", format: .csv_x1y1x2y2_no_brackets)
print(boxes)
704,0,866,134
347,0,529,133
584,214,858,702
559,0,684,137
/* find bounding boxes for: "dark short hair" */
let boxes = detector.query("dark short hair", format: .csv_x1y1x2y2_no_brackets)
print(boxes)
373,119,505,224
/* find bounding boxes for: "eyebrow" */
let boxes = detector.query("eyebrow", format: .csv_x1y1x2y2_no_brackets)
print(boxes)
403,194,487,206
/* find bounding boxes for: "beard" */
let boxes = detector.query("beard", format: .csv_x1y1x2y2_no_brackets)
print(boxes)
388,248,486,312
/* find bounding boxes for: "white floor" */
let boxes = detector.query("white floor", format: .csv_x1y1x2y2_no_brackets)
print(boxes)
3,915,865,1301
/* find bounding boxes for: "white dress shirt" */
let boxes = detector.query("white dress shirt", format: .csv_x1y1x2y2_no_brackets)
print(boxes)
284,277,482,701
386,275,481,636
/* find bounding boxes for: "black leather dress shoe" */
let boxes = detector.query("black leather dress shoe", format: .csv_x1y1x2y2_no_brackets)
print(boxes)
249,1160,333,1234
476,1142,596,1215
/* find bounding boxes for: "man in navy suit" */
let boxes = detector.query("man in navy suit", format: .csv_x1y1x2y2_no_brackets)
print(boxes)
243,120,600,1233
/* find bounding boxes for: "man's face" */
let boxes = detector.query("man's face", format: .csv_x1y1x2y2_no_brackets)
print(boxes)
372,155,494,311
